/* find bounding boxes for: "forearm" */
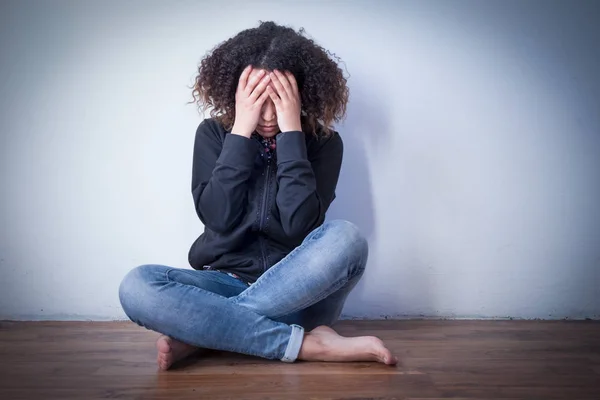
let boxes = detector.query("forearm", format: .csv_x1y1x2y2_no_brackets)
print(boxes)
193,133,256,233
275,131,324,239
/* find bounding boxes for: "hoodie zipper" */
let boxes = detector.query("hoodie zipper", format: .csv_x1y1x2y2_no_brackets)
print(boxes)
259,158,272,273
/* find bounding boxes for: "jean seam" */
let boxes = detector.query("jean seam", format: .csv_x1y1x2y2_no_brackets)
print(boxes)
348,257,366,281
231,222,366,319
232,228,323,303
270,277,348,319
163,271,241,300
233,244,365,316
274,256,366,319
151,276,286,359
165,269,247,289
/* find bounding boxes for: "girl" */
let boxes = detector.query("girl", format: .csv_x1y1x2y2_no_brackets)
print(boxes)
119,21,397,370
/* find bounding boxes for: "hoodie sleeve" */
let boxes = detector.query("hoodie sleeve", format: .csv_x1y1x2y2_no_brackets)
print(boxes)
191,120,257,234
274,130,343,241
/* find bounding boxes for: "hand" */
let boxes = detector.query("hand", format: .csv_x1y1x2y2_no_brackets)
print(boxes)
231,66,271,138
266,70,302,132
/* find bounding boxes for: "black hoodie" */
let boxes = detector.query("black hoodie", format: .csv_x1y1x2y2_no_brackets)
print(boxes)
187,118,343,283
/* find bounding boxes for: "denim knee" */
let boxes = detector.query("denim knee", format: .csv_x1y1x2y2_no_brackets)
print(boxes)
321,219,369,277
118,264,164,322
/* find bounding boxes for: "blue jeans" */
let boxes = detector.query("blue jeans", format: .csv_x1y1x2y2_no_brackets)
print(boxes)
118,220,368,363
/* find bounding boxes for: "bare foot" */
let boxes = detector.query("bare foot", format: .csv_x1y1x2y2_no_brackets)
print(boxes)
298,325,398,365
156,335,199,370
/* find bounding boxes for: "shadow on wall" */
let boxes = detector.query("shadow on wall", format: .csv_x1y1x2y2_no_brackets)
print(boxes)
327,79,389,239
328,77,438,319
327,78,399,311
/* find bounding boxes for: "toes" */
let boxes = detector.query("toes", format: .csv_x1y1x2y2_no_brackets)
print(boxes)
381,353,398,365
158,356,172,371
156,336,172,353
386,354,398,365
157,349,173,371
157,357,166,370
366,337,396,365
383,348,398,365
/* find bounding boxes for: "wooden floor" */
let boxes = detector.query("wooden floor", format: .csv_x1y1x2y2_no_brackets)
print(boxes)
0,320,599,399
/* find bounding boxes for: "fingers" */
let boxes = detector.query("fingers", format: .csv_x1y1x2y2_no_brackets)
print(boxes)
249,74,271,101
238,65,253,91
270,70,299,99
244,70,267,95
241,68,296,106
274,70,293,96
266,85,281,105
284,71,299,97
256,87,271,106
269,70,288,100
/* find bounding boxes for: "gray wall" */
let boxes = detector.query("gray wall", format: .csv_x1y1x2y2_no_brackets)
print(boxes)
1,0,598,320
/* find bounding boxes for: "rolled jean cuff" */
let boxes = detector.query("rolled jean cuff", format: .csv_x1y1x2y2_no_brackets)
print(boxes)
281,324,304,363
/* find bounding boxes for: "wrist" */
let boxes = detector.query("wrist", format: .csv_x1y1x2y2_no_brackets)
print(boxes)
281,121,302,133
231,124,253,138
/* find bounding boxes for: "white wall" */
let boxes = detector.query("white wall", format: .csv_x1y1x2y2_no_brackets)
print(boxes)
1,0,598,320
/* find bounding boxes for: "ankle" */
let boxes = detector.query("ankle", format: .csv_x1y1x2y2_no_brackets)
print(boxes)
298,332,324,361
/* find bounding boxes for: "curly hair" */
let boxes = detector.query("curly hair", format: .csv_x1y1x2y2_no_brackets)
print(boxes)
190,21,349,136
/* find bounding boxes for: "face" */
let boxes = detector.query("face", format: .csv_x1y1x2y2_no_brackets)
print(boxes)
248,68,280,137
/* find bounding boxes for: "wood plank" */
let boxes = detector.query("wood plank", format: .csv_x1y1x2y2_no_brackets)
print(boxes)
0,320,598,399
